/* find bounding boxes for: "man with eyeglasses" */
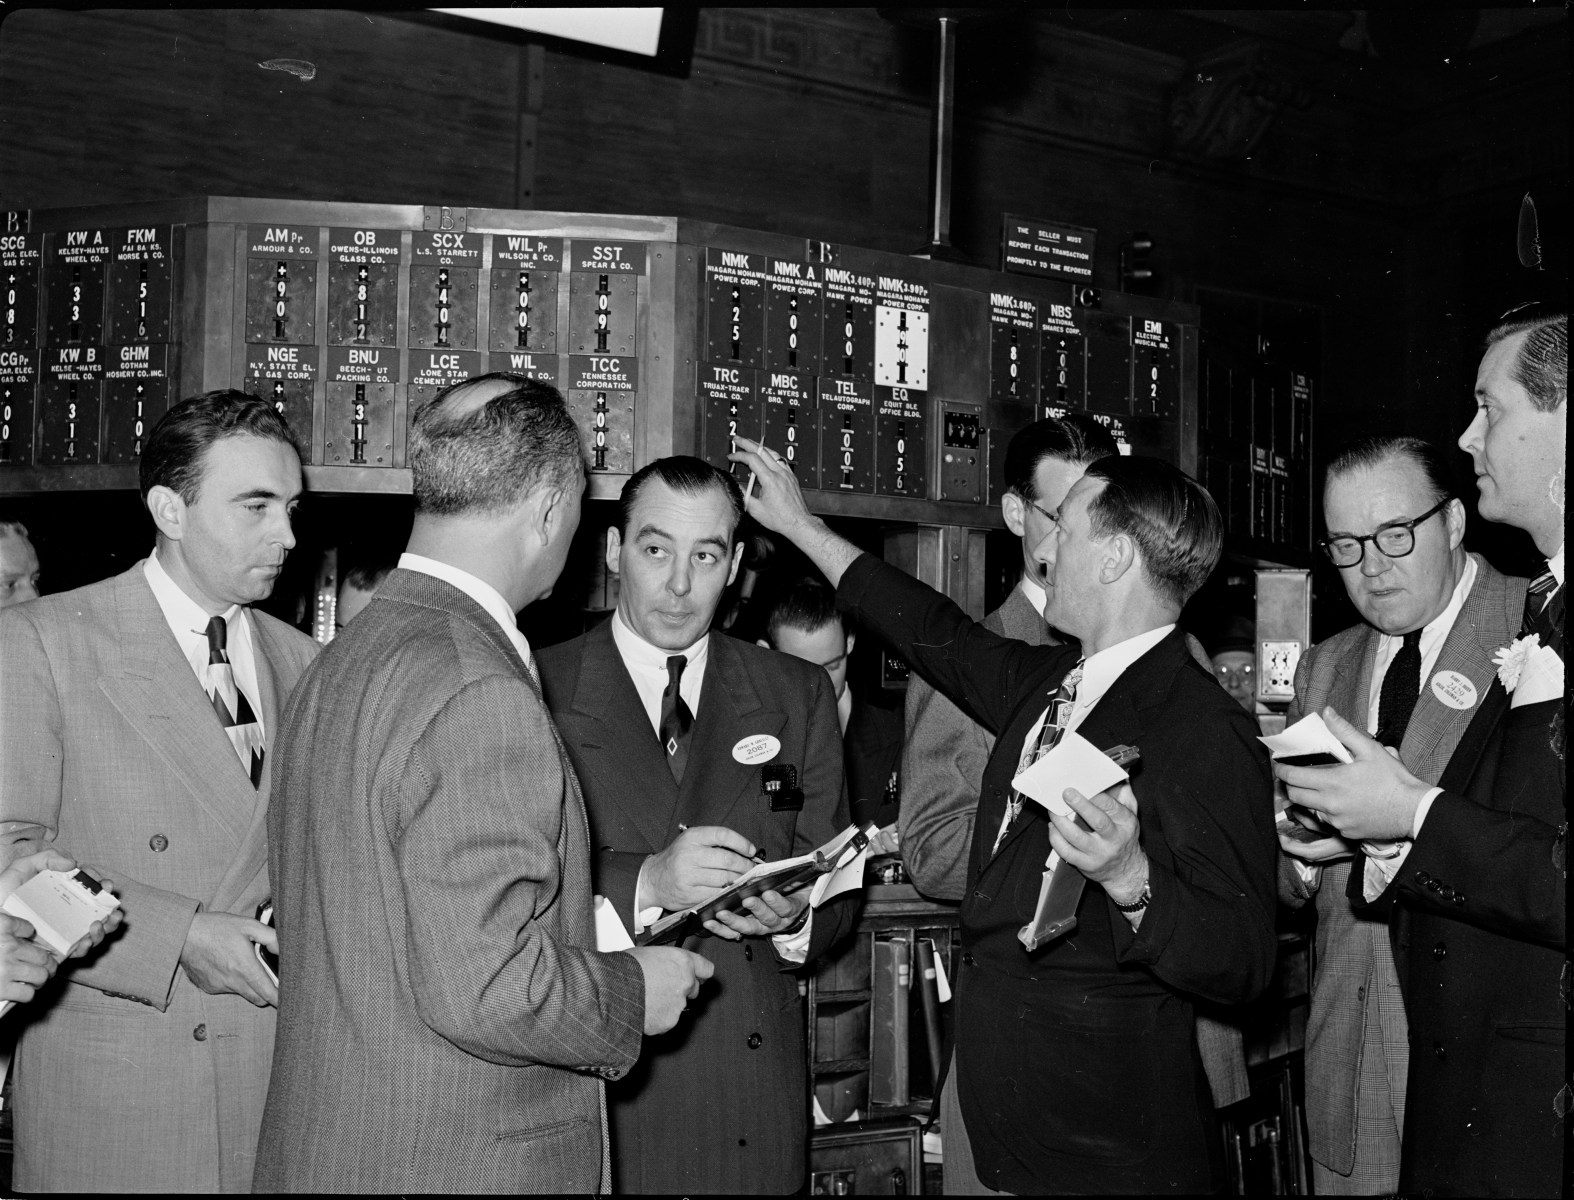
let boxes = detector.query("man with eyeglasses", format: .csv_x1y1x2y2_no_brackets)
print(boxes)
1277,434,1525,1195
760,577,903,830
1280,307,1566,1197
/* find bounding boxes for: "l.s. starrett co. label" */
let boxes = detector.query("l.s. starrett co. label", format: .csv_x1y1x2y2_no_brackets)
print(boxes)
326,345,399,384
46,344,106,380
246,343,320,382
569,240,647,275
52,229,114,266
0,349,37,384
409,349,482,388
1131,318,1174,353
0,233,42,268
990,292,1037,330
567,354,638,391
247,224,319,259
111,226,170,262
489,350,561,384
875,274,929,312
328,228,403,264
411,231,482,267
493,235,563,270
105,343,168,380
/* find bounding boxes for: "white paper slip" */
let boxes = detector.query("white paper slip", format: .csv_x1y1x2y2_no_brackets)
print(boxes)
592,894,635,951
1011,730,1129,819
1,868,120,958
1258,711,1355,763
809,823,879,908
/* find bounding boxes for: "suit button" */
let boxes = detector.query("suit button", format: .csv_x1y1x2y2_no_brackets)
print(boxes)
1434,942,1448,961
1433,1041,1446,1060
149,834,169,852
1356,986,1366,1001
744,945,753,962
193,1024,208,1041
1453,894,1466,906
1416,870,1432,885
747,1032,762,1050
963,952,976,967
604,1067,622,1080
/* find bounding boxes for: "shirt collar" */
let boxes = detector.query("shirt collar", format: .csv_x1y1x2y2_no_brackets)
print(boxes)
1549,545,1565,588
610,607,710,673
1078,623,1175,700
1018,574,1047,617
398,552,529,658
836,685,853,734
145,549,241,635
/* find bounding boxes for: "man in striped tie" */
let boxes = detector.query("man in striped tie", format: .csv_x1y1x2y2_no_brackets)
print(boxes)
1279,306,1566,1197
0,391,320,1192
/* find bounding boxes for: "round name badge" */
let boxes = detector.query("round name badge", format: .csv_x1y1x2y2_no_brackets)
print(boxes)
1430,670,1478,710
732,734,782,765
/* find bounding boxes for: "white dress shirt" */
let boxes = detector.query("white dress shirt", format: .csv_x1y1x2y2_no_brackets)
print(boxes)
398,553,534,673
144,552,264,736
1019,573,1048,617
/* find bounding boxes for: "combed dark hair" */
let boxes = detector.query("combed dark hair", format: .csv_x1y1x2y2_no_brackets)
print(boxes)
138,390,298,503
409,374,581,516
615,456,744,538
1003,413,1120,500
1323,435,1455,507
763,577,844,646
1485,306,1567,413
1082,455,1222,609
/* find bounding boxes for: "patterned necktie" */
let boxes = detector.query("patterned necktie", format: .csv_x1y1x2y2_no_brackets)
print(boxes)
204,615,265,788
1375,629,1423,748
659,654,694,785
1522,567,1558,638
993,660,1084,857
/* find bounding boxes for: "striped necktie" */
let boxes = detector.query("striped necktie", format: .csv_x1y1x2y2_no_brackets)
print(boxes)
993,660,1084,856
204,615,265,788
1522,567,1558,638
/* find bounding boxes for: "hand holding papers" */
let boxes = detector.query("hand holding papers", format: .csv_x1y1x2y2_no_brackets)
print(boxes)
637,824,875,946
1258,710,1355,767
1272,707,1435,842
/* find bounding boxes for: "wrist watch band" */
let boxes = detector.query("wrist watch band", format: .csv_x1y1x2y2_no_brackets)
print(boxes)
1111,879,1151,913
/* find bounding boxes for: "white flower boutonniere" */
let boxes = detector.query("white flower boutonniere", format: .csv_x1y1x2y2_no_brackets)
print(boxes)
1492,633,1541,693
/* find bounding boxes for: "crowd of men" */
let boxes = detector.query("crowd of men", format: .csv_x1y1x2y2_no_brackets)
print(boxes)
0,305,1563,1196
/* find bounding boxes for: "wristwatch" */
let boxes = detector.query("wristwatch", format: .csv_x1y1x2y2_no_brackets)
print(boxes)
1111,879,1151,913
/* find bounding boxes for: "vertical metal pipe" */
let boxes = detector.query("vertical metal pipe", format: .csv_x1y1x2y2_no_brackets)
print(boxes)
928,16,956,251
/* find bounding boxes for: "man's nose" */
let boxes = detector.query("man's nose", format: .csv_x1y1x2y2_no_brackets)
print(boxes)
1360,548,1391,577
1458,410,1484,455
667,561,691,596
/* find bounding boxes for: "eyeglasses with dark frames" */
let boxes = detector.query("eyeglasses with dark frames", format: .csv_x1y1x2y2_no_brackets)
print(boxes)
1319,496,1452,568
1026,498,1058,523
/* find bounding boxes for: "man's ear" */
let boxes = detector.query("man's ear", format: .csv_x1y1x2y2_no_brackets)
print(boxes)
605,524,623,577
1099,533,1138,584
1001,492,1026,538
845,627,857,656
726,540,744,587
145,485,186,542
1444,497,1467,551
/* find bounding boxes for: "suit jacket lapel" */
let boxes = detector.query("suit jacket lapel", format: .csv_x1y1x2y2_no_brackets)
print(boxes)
1325,628,1377,733
566,622,677,851
99,568,255,852
671,635,785,839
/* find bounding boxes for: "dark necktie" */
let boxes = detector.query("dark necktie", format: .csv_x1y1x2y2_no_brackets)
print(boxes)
659,654,694,785
1375,629,1423,748
993,660,1084,857
204,616,265,788
1522,567,1558,639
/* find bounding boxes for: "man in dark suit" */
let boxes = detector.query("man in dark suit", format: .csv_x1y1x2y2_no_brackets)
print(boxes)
257,376,710,1194
0,392,319,1192
759,576,902,829
1277,435,1526,1194
735,436,1277,1194
536,456,856,1195
1280,308,1566,1197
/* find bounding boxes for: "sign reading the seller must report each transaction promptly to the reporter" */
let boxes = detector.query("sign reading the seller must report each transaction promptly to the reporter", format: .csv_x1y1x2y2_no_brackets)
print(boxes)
1001,214,1096,282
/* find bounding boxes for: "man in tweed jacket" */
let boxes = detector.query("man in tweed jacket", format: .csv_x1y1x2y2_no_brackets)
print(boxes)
1279,435,1525,1194
255,376,710,1193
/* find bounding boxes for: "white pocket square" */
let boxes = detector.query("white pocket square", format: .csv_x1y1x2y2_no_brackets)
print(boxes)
1511,644,1564,708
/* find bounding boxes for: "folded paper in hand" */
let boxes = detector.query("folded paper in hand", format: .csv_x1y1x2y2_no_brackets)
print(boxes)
1258,712,1355,763
593,895,636,952
636,823,874,946
1011,729,1130,819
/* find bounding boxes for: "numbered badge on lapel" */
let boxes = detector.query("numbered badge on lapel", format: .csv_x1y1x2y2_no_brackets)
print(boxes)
762,763,803,811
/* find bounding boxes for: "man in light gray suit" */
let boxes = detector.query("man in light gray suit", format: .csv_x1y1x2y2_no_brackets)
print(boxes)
898,413,1118,1192
0,392,319,1192
1279,435,1525,1194
255,374,710,1194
